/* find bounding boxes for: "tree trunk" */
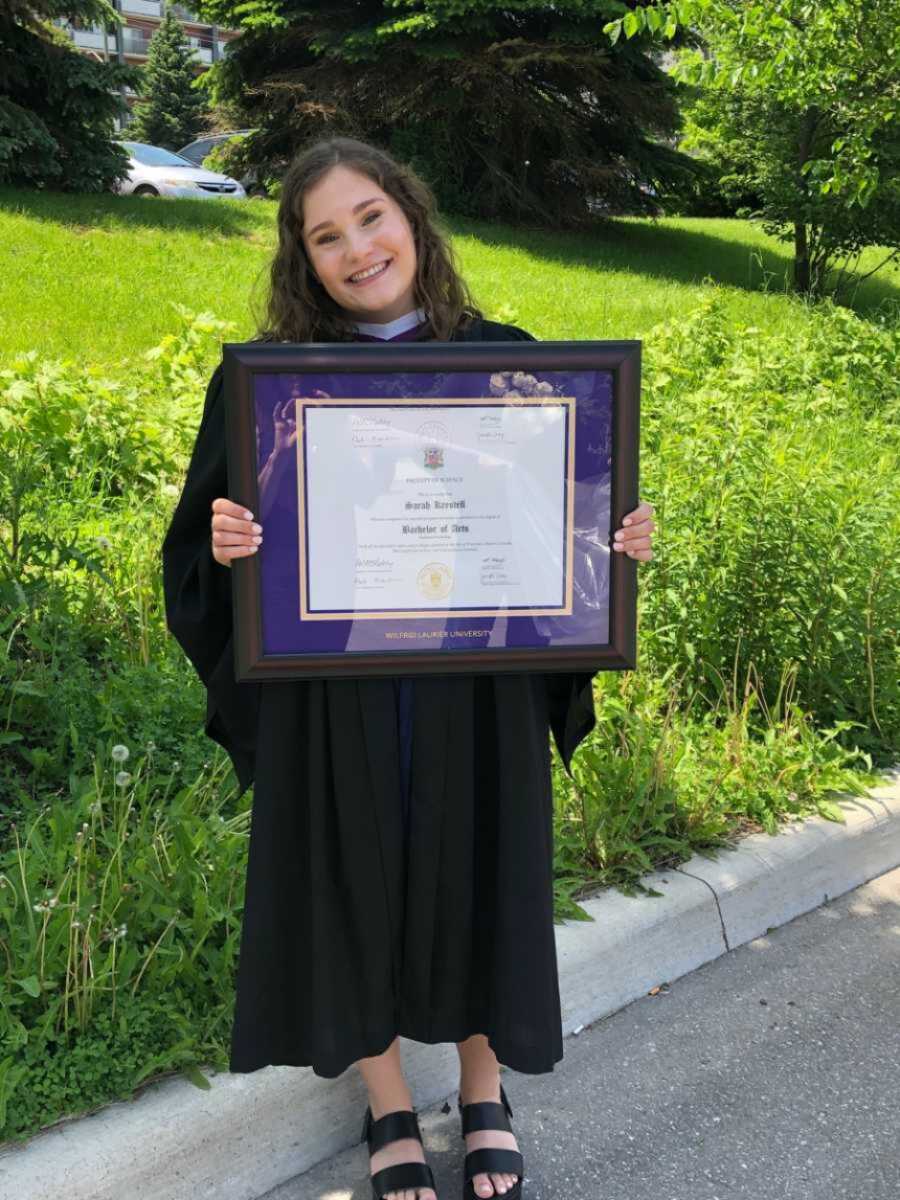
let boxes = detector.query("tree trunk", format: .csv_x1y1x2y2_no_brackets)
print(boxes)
794,222,810,293
793,105,819,295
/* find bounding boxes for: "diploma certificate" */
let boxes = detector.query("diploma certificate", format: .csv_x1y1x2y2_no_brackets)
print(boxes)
298,399,575,620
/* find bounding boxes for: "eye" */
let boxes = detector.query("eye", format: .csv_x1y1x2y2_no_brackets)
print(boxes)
316,210,381,244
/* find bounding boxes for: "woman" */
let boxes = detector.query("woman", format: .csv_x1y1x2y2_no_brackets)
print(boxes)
162,137,655,1200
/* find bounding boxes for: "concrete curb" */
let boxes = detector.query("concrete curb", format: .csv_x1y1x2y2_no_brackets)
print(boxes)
3,766,899,1200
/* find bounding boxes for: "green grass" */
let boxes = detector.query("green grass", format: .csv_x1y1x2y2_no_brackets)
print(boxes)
2,188,898,374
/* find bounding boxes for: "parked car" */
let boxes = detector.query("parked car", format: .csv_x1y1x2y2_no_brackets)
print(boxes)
112,141,246,200
177,130,262,195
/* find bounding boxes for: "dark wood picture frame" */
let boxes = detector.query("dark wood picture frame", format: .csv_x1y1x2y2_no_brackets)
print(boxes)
223,340,641,680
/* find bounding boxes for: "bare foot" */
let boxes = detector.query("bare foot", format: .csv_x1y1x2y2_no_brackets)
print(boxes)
368,1116,437,1200
460,1088,520,1198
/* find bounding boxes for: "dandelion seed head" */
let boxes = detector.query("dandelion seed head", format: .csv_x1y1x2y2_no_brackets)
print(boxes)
115,771,132,788
111,744,130,763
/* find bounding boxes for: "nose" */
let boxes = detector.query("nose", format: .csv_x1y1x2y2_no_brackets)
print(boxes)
344,227,370,263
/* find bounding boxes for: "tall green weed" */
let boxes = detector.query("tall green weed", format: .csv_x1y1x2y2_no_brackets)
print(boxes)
639,292,900,760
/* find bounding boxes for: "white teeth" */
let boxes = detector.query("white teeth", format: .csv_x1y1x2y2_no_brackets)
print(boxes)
349,260,389,283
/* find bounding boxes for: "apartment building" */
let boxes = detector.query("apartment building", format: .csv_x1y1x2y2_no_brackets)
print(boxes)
60,0,240,128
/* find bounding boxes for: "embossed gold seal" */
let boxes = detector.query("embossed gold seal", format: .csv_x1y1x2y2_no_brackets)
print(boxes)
417,562,453,600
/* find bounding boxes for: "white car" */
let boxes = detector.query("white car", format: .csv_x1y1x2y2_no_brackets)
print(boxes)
113,140,246,200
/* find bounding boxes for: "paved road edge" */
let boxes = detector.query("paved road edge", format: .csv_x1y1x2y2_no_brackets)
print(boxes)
3,766,898,1200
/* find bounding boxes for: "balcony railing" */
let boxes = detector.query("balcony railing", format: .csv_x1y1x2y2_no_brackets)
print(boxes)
69,26,109,50
121,29,153,55
120,0,162,16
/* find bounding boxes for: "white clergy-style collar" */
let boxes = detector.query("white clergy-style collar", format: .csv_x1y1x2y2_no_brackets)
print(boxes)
353,307,428,339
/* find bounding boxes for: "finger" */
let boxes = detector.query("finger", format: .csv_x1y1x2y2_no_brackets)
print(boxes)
212,513,263,534
216,543,259,560
212,528,262,547
622,502,654,526
614,517,655,540
613,535,652,551
211,497,256,521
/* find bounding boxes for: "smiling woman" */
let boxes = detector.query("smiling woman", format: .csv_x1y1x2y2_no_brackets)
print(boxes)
300,166,419,323
162,134,652,1200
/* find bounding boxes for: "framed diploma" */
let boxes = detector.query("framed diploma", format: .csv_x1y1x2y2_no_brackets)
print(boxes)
222,339,640,680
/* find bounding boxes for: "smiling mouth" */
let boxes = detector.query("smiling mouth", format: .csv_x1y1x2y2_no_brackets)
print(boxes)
347,259,391,284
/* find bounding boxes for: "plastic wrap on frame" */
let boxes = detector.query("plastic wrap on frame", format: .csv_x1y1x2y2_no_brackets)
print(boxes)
252,366,614,660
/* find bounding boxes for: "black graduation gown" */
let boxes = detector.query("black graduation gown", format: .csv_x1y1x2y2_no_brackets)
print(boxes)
161,317,597,1078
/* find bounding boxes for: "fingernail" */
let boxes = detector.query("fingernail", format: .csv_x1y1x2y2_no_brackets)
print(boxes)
614,530,623,540
252,536,262,544
252,524,262,533
244,510,254,520
250,545,258,553
623,517,631,526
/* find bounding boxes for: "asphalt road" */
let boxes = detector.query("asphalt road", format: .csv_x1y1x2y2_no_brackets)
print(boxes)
264,864,900,1200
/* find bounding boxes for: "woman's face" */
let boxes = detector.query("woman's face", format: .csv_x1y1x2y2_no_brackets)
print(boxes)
301,164,419,324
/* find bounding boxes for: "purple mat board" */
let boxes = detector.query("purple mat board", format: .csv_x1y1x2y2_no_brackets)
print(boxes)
252,366,613,659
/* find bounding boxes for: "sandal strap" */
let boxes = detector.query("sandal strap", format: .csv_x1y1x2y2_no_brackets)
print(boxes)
464,1147,524,1181
364,1107,424,1153
458,1099,513,1136
371,1160,436,1197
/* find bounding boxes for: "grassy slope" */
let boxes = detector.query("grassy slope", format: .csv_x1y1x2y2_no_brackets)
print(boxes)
1,189,898,376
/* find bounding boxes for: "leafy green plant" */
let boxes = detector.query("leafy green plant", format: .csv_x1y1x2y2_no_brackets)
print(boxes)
638,291,900,759
0,744,248,1140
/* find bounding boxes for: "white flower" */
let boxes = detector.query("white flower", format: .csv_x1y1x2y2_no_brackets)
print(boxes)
163,483,179,497
488,373,507,395
111,744,130,763
511,372,536,393
535,380,555,396
115,771,132,788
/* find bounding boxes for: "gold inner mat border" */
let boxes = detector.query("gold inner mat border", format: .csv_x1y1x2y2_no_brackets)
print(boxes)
293,397,576,622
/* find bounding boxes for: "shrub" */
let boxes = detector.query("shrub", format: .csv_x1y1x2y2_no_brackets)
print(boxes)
638,292,900,761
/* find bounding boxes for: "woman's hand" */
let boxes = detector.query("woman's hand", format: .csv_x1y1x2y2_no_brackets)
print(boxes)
612,500,654,562
210,498,262,567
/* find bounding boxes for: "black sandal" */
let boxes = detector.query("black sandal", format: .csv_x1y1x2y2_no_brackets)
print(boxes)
360,1104,437,1200
457,1083,525,1200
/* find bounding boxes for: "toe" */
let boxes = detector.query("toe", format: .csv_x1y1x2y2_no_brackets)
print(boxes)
491,1173,508,1194
474,1174,494,1196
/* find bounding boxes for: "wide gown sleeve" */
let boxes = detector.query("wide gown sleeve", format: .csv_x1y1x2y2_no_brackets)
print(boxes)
161,362,261,797
466,318,599,772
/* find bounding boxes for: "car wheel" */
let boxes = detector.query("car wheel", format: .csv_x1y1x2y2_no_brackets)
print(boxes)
133,184,159,197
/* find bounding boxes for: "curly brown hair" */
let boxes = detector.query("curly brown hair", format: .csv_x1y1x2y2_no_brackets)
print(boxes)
256,137,483,343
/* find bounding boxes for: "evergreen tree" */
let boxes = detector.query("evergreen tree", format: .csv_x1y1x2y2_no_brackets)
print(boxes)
1,0,139,191
192,0,702,225
127,9,207,150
